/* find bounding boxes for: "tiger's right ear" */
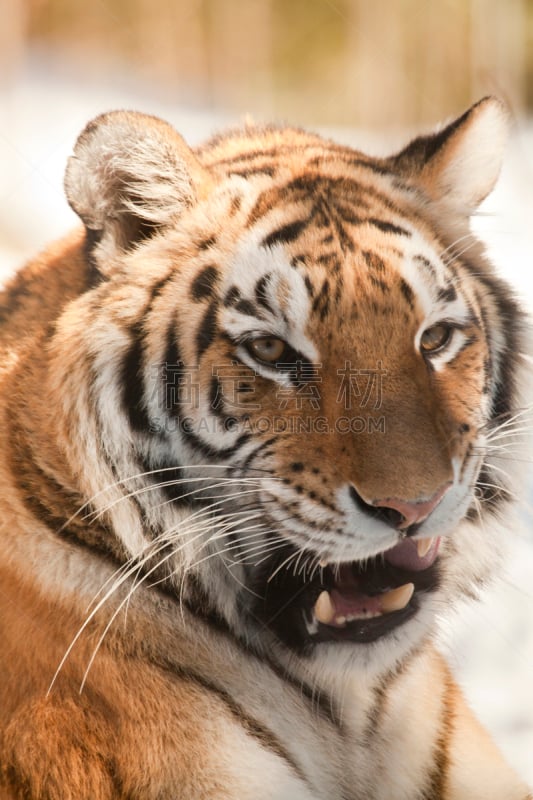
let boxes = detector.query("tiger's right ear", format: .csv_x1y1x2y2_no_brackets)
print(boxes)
65,111,213,274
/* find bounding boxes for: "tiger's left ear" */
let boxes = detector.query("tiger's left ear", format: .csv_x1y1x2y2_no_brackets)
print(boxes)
65,110,213,274
390,97,509,215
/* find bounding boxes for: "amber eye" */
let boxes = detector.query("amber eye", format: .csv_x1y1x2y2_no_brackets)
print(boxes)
420,323,452,353
247,337,287,364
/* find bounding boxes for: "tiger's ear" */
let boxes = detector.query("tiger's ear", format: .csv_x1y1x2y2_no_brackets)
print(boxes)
390,97,509,215
65,111,212,272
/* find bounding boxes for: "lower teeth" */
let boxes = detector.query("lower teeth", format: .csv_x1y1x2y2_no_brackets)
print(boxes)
322,610,384,628
345,610,381,621
313,582,415,627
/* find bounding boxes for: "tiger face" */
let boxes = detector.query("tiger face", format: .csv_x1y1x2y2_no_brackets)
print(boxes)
55,98,526,674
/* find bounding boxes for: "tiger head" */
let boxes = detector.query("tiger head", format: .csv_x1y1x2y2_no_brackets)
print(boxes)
46,98,528,675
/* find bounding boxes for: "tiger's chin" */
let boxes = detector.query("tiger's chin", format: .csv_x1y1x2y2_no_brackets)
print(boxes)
245,536,442,651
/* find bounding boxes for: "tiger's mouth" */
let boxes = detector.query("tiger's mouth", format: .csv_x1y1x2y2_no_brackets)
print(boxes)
247,537,441,649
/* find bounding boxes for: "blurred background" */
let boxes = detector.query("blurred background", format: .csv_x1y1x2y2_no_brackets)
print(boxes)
1,0,533,786
4,0,533,125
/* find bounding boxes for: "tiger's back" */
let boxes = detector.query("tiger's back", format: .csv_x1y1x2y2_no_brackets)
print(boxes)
0,99,531,799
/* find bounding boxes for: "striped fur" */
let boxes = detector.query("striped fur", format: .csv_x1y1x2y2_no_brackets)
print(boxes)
0,99,531,799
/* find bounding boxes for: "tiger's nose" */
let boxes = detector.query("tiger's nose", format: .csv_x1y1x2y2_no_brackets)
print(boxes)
373,484,451,530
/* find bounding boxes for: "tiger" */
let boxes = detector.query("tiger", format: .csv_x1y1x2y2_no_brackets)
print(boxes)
0,96,531,800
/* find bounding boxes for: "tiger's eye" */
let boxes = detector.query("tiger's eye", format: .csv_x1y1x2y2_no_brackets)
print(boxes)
420,323,451,353
248,337,286,363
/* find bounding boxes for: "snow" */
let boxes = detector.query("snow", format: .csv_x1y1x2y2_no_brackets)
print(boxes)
1,58,532,785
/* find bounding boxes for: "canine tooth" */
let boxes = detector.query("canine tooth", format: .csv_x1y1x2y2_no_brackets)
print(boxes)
417,538,433,558
381,583,415,613
319,559,329,568
314,590,335,624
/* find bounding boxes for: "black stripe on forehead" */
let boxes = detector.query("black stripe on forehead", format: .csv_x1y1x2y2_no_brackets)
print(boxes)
261,218,309,249
437,284,457,303
235,298,259,318
255,274,276,315
229,165,276,179
250,179,416,267
248,173,403,229
283,173,396,207
367,218,411,237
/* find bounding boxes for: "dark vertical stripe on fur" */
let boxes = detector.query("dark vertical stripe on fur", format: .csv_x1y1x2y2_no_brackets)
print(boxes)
363,647,419,744
190,265,220,302
399,279,415,310
209,374,225,418
83,228,103,287
121,322,151,433
162,318,188,424
196,300,219,359
255,274,275,315
312,278,330,320
163,324,253,456
422,669,455,800
463,264,524,512
148,271,176,305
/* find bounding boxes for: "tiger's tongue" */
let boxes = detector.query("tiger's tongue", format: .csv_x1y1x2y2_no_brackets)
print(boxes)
384,536,441,571
334,537,440,585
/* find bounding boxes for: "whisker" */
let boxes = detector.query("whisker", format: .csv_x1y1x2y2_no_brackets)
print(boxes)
76,512,270,692
87,503,263,606
79,509,289,690
85,478,267,523
61,464,276,531
267,548,304,584
438,232,477,262
441,237,479,268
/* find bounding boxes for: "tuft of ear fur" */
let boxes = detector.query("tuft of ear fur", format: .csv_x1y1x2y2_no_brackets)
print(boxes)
391,97,510,215
65,111,212,271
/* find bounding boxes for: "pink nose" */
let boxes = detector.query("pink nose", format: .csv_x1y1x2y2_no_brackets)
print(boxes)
374,484,451,529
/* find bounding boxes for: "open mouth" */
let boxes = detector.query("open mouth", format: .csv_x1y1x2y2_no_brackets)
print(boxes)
247,536,441,650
